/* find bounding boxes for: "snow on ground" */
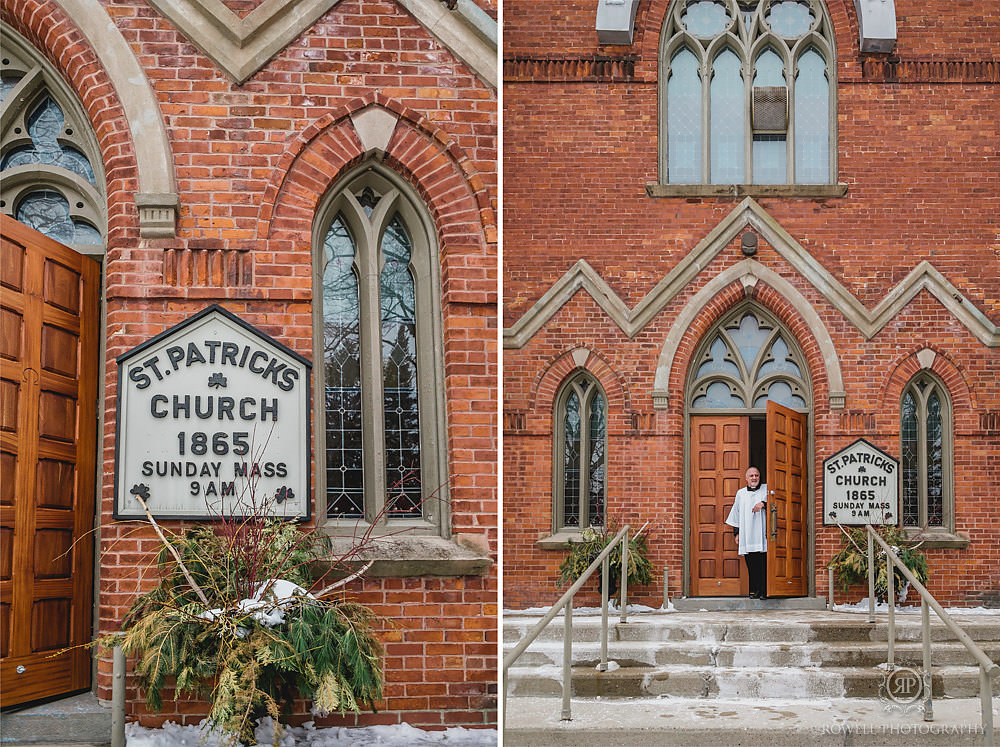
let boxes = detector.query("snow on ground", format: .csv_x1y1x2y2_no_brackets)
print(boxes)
833,599,1000,615
126,719,497,746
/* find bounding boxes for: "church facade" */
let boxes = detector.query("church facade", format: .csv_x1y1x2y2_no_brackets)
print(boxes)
1,0,497,728
503,0,999,609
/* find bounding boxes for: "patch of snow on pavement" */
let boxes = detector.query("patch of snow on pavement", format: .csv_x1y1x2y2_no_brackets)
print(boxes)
834,599,1000,615
125,718,497,746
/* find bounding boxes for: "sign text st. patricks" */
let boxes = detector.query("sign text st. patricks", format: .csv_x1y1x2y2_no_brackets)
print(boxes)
823,439,898,525
115,306,311,519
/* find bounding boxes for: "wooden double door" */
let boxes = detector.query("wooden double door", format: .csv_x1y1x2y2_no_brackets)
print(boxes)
690,401,807,597
1,218,99,708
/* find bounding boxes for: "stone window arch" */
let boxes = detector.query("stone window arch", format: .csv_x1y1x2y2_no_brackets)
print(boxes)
900,372,953,532
313,164,448,536
659,0,837,186
1,25,105,251
553,371,607,531
688,305,811,411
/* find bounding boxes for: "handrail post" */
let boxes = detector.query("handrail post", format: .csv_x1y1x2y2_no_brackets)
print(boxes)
887,545,895,671
981,665,994,747
112,643,126,747
827,566,834,610
921,598,933,721
663,567,669,609
502,669,508,729
619,527,628,625
600,555,609,672
562,600,572,721
867,527,875,623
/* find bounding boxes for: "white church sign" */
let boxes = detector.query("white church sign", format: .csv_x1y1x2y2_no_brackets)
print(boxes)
115,305,311,519
823,439,898,525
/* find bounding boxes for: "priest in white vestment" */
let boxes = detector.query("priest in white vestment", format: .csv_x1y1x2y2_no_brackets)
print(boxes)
726,466,768,599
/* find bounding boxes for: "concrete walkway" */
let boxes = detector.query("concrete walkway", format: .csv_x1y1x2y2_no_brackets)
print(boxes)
503,695,1000,745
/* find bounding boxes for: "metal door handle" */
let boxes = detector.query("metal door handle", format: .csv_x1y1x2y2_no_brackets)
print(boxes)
770,502,777,539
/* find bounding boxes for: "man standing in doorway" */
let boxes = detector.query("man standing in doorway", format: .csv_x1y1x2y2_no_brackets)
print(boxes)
726,467,768,599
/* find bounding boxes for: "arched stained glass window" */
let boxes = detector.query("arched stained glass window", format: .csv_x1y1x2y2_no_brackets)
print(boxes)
689,307,809,411
555,373,607,530
659,0,835,185
316,167,446,533
900,374,951,529
1,26,105,248
380,216,421,517
322,217,364,517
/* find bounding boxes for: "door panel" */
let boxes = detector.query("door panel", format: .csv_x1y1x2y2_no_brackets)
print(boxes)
766,400,807,597
690,415,748,596
0,217,98,708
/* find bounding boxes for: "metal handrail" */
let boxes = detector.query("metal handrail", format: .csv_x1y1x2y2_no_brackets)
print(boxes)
502,524,633,726
865,525,999,745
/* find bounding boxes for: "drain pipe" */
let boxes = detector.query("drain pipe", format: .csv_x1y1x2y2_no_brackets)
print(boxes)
112,643,126,747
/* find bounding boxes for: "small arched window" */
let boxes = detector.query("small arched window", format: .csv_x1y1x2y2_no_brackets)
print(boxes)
660,0,836,186
900,373,952,531
314,166,448,534
554,373,607,531
1,24,105,250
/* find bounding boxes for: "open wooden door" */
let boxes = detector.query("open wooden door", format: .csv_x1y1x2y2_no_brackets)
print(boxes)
766,400,807,597
1,218,99,708
690,416,747,596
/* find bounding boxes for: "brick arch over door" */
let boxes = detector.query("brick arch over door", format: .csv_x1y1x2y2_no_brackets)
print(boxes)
3,0,174,241
258,93,495,257
654,264,843,412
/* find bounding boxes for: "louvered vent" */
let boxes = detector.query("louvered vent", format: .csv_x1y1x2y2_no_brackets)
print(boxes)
752,86,788,131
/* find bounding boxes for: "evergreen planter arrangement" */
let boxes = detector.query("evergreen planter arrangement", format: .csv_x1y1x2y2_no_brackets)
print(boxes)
107,489,384,744
827,524,929,604
557,522,654,598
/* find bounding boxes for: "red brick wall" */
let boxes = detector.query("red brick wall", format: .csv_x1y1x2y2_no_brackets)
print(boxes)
503,0,1000,609
3,0,496,728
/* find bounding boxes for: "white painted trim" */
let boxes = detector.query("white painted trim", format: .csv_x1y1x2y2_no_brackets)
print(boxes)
503,198,1000,350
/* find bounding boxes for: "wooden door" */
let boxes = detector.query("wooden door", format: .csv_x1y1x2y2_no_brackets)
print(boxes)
766,400,807,597
690,415,747,596
1,217,99,708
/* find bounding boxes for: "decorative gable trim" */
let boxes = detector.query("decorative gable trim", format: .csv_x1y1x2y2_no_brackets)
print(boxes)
144,0,343,85
143,0,498,88
503,197,1000,349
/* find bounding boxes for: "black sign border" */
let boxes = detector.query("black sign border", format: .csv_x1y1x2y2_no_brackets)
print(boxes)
822,437,900,526
113,304,313,522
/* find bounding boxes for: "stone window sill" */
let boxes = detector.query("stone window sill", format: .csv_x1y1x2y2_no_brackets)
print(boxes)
323,535,493,577
646,183,849,198
902,528,970,550
536,530,590,550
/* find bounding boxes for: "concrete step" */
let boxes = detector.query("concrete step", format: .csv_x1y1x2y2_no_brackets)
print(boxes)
506,664,987,700
507,639,1000,670
504,610,1000,646
0,692,111,745
503,696,1000,746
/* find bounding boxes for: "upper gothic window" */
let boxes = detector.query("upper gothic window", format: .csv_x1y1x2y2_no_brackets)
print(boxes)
315,167,448,535
900,374,952,531
1,25,105,250
660,0,836,185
